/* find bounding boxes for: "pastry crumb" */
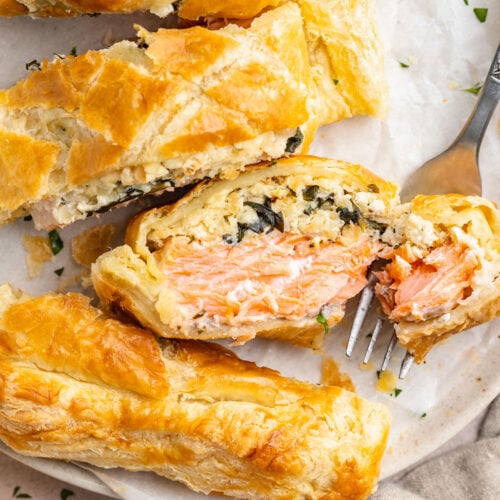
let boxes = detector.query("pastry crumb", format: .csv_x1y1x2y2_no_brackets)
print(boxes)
321,356,355,392
72,223,116,268
23,234,53,279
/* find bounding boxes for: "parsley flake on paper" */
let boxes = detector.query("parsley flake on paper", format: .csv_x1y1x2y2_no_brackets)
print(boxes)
463,83,482,95
25,59,41,71
60,488,75,500
391,388,403,398
12,486,32,499
48,229,64,255
54,267,65,277
399,61,410,68
473,8,488,23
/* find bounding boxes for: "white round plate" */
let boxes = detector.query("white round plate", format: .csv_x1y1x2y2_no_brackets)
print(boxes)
0,0,499,498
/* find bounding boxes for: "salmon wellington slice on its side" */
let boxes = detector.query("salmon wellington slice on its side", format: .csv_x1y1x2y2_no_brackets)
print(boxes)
92,156,500,361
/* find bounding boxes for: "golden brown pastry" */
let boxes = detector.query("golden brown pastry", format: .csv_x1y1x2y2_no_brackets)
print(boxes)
0,0,175,16
91,155,500,360
0,0,388,129
179,0,389,125
0,283,391,499
0,4,315,230
92,155,399,348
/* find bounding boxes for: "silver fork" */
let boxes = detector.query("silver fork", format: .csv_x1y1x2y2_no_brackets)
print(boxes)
347,44,500,378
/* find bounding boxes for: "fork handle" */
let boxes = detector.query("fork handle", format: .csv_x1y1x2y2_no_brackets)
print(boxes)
454,44,500,151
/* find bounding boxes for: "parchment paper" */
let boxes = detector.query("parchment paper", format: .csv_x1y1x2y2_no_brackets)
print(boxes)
0,1,499,498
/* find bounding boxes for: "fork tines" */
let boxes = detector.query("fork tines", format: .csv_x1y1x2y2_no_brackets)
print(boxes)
347,273,415,379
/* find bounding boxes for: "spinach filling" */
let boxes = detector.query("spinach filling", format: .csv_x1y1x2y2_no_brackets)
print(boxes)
89,177,175,216
222,184,388,245
302,184,387,232
223,196,284,244
285,128,304,153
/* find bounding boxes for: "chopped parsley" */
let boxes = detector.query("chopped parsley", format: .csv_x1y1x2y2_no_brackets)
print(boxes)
463,0,468,5
70,46,78,56
376,370,382,379
420,412,427,418
12,486,31,499
333,78,339,85
463,83,482,95
54,267,65,277
60,489,74,500
316,311,329,334
25,59,41,71
473,8,488,23
48,230,64,255
399,61,410,68
391,388,403,398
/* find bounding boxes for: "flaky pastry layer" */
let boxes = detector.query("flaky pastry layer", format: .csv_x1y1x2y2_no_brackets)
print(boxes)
0,0,174,16
0,283,390,499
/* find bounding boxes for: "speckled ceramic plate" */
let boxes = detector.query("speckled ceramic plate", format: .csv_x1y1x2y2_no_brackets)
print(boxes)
0,0,499,497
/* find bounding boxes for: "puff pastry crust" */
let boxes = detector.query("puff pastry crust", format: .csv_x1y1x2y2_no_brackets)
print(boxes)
179,0,389,125
0,283,391,499
92,155,500,360
92,155,399,348
0,0,174,16
0,0,388,127
0,4,315,229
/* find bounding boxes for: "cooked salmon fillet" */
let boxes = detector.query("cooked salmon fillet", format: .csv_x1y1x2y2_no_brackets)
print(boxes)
376,243,479,322
156,231,385,330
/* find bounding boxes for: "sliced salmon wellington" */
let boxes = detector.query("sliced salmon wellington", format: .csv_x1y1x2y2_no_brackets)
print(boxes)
155,231,386,329
376,243,479,322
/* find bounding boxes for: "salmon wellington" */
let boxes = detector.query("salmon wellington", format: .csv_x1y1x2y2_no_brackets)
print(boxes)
92,156,500,361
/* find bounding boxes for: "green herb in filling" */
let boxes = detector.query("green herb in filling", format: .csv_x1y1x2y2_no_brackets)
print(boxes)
337,206,361,225
244,197,284,233
285,128,304,153
303,185,320,201
223,197,284,244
